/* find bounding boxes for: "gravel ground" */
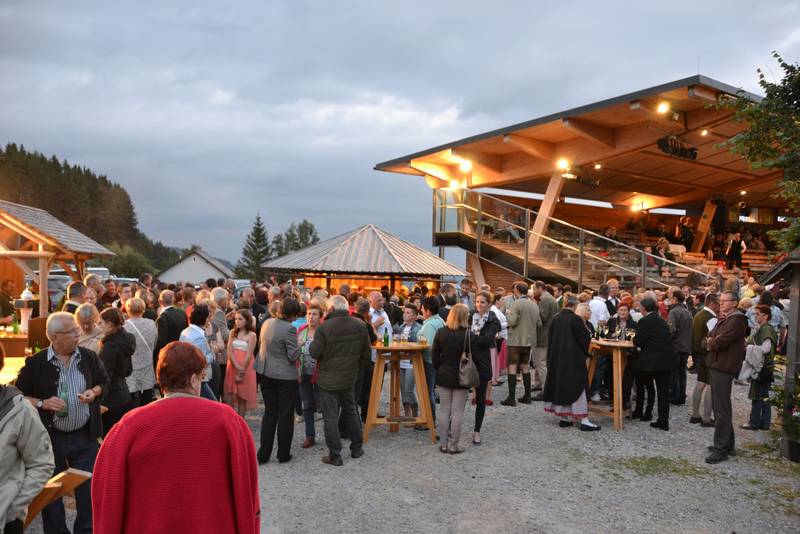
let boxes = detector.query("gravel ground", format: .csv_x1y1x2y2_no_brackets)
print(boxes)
27,373,800,534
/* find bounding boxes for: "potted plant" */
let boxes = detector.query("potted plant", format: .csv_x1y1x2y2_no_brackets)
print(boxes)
772,371,800,462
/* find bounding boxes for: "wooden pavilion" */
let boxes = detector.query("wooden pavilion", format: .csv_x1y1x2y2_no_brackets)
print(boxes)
374,75,788,288
263,224,467,293
0,199,113,317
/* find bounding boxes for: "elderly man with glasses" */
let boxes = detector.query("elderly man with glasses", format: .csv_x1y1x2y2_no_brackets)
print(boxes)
703,291,749,464
15,312,109,534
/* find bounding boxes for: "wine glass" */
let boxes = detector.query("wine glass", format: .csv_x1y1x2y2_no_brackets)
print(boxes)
392,334,400,345
614,327,622,340
418,334,427,345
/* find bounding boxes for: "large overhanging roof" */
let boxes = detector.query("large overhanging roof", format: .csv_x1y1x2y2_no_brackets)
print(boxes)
375,75,784,211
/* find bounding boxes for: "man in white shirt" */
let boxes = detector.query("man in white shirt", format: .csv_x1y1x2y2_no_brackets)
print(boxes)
369,291,392,362
589,284,611,329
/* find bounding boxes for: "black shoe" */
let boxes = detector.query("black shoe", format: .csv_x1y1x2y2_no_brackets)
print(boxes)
706,445,736,456
517,395,532,405
559,420,574,428
705,450,729,464
500,397,517,407
630,411,643,420
650,421,669,431
531,394,544,401
580,422,601,432
701,420,715,428
351,448,364,459
256,450,270,465
532,386,542,392
640,413,653,422
322,455,343,466
278,455,292,464
689,416,702,424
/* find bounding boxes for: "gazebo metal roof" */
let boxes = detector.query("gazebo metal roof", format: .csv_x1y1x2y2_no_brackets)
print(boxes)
264,224,467,277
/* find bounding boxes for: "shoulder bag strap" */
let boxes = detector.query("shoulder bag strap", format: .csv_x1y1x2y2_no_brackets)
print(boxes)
127,320,153,355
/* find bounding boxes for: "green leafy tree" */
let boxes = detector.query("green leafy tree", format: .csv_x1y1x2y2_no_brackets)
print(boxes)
271,233,286,259
722,52,800,252
295,219,320,249
283,222,300,252
235,214,271,280
104,243,155,277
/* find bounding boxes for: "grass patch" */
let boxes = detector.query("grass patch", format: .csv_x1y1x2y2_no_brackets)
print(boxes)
617,456,715,478
767,483,800,517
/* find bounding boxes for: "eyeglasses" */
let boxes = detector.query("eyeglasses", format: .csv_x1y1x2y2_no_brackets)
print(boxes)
720,299,736,303
53,329,80,336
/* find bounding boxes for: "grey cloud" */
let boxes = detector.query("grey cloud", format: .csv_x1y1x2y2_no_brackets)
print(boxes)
1,0,798,263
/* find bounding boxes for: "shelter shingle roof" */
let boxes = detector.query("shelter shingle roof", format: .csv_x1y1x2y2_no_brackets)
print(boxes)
0,199,113,256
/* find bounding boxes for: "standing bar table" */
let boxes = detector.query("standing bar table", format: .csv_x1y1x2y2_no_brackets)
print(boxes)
588,339,633,430
363,342,436,444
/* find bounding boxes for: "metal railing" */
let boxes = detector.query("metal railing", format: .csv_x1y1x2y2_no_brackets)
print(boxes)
434,189,713,289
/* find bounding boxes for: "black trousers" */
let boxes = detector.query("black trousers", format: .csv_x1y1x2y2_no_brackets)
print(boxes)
474,379,489,432
4,519,22,534
258,374,298,462
633,371,655,416
636,371,670,424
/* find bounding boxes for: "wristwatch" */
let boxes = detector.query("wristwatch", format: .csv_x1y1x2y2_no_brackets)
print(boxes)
36,399,43,409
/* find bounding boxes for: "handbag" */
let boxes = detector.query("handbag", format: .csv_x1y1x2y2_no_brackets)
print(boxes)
458,328,479,388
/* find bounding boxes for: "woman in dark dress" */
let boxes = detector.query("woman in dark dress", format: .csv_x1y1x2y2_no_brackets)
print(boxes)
542,296,601,431
469,291,501,445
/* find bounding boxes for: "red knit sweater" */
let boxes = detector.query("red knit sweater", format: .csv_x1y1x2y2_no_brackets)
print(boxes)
92,397,260,534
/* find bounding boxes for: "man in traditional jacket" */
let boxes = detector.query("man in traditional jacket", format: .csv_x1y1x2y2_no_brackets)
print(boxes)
542,296,600,431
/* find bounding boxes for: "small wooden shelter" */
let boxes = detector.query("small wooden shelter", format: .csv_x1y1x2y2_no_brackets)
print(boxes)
264,224,467,293
0,199,113,316
759,246,800,460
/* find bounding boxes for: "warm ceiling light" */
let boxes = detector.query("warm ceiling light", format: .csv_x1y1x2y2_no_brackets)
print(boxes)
656,101,671,114
594,163,602,170
740,190,747,196
556,158,570,170
448,179,460,190
458,159,472,172
700,129,709,136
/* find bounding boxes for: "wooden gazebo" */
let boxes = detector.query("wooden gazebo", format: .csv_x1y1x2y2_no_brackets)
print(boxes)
0,199,113,317
264,224,467,293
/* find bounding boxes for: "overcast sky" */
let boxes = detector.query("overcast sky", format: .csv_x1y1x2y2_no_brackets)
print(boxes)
1,1,798,264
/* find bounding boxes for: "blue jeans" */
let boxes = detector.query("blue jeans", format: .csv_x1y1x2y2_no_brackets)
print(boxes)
43,425,98,534
299,373,316,438
201,381,217,401
748,381,772,429
424,361,436,423
590,356,609,396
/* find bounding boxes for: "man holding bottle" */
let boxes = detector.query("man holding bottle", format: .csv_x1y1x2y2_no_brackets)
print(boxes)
15,312,109,534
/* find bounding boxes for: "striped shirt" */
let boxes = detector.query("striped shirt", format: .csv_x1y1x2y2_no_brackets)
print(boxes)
48,346,90,432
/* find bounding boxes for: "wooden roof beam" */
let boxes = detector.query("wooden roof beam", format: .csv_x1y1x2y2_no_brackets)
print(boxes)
562,117,616,148
503,134,555,161
450,148,505,187
409,160,458,189
687,85,719,103
640,150,761,178
0,213,61,250
599,166,715,191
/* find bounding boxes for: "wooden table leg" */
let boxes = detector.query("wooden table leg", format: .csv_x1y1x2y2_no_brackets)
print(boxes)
412,354,436,442
389,358,400,433
613,348,623,430
362,355,385,443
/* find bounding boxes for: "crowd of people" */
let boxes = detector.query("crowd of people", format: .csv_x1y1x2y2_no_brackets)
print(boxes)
0,268,790,532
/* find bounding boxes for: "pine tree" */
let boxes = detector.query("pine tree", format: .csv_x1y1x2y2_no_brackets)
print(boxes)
235,214,271,281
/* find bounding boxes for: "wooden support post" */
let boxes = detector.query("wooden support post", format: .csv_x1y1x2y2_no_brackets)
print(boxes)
465,252,486,288
38,254,49,318
528,173,566,256
691,200,717,253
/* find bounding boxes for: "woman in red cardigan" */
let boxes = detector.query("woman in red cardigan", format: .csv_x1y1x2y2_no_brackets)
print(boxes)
92,341,260,534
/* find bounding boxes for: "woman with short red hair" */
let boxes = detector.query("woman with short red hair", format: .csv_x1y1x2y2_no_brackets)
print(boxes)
92,341,260,534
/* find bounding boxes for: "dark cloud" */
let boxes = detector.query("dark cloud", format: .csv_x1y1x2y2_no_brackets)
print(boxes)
1,0,798,263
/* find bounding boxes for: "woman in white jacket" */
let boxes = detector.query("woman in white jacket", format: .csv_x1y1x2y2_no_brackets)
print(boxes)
0,346,54,534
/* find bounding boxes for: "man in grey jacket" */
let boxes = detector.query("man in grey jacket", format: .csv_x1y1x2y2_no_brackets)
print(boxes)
0,349,54,533
531,281,559,399
668,289,693,406
502,282,541,406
